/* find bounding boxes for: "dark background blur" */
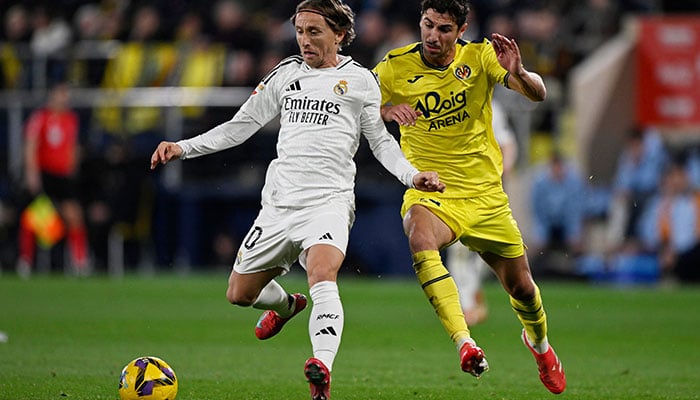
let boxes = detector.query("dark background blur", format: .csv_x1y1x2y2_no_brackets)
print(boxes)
1,0,699,284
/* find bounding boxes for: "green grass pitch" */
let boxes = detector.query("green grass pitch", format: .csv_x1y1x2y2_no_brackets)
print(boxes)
1,273,699,399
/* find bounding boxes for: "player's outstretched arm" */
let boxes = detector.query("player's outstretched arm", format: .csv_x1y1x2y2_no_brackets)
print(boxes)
413,172,446,193
380,104,423,126
491,33,546,102
150,141,183,170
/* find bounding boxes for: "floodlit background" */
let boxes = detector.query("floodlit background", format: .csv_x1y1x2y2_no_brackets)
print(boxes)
0,0,699,285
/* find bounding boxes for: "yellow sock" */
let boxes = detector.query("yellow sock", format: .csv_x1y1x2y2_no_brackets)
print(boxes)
510,284,548,345
413,250,470,344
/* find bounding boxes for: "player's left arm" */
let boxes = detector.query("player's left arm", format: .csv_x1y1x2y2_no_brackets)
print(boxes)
491,33,546,102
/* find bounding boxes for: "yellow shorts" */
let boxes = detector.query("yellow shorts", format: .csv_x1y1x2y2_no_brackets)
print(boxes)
401,188,525,258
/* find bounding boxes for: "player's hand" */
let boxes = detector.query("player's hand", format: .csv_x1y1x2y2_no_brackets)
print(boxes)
491,33,523,74
413,172,445,193
381,104,422,126
150,141,183,170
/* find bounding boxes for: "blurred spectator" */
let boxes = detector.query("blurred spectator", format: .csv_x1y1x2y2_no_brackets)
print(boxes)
373,20,418,67
17,82,89,277
210,0,265,56
346,10,386,68
95,4,174,135
1,4,32,89
73,4,104,41
516,6,563,80
639,159,700,283
98,0,128,41
69,3,114,87
29,6,72,57
606,126,669,252
168,11,226,119
224,50,257,87
92,5,176,269
529,151,587,276
29,5,73,87
559,0,621,67
513,5,565,137
484,11,517,38
686,147,700,190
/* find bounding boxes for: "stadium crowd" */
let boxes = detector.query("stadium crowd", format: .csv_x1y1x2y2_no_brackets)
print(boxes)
1,0,699,284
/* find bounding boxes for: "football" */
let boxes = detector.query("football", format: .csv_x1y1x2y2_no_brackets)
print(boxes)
118,356,178,400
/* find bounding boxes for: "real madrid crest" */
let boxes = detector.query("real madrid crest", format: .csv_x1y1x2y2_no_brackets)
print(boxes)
454,64,471,80
334,80,348,95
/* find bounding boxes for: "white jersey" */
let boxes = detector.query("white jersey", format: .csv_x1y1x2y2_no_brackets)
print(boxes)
177,55,418,208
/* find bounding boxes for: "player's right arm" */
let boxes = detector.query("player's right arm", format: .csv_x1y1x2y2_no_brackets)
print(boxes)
150,141,183,170
150,59,289,170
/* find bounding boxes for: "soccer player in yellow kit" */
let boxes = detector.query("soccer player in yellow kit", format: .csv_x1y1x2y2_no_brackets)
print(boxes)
372,0,566,394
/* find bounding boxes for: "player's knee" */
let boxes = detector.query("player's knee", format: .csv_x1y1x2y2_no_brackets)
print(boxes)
225,287,255,307
407,233,437,253
508,281,536,301
307,269,337,287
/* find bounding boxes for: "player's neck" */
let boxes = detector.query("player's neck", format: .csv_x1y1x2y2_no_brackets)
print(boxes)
319,54,343,69
420,46,455,69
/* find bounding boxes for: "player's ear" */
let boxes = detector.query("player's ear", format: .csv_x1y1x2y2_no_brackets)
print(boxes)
335,30,345,46
458,23,467,38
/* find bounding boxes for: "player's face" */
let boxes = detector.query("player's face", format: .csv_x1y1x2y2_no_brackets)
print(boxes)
419,8,467,66
295,11,343,68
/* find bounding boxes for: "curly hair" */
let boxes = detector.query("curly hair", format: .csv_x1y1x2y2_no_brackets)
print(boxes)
420,0,470,27
291,0,356,49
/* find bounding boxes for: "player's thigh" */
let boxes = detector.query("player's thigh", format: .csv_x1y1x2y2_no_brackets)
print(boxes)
234,206,299,276
462,192,524,258
295,199,354,270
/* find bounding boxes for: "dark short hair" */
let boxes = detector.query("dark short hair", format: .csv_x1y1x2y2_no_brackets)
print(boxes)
420,0,470,27
291,0,356,48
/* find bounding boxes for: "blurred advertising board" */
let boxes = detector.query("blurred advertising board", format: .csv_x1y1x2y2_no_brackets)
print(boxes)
636,16,700,128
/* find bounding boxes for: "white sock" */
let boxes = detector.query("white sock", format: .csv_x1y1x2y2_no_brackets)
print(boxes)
526,333,550,354
308,281,343,371
456,336,476,350
252,280,294,317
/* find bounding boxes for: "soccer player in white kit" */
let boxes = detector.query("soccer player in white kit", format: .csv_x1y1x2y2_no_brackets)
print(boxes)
150,1,444,399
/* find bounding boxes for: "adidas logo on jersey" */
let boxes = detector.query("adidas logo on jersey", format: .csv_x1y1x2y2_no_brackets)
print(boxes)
286,80,301,91
319,232,334,241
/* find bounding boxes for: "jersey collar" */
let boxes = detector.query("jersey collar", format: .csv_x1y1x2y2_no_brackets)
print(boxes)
302,54,353,71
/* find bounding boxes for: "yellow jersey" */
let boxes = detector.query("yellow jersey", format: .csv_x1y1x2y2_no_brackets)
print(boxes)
373,39,509,198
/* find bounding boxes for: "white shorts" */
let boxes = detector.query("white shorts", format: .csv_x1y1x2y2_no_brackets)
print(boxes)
233,199,355,274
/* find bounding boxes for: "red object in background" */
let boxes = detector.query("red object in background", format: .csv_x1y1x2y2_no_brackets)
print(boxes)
636,16,700,127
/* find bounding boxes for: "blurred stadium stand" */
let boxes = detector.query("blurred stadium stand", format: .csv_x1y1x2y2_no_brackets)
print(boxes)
1,1,700,282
